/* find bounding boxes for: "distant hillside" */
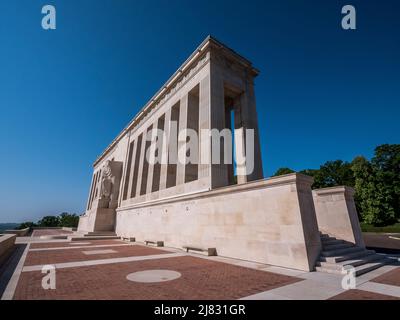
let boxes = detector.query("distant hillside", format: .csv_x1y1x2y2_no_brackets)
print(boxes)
0,223,20,232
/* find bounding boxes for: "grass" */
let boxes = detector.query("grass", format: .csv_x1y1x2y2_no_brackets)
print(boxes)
361,222,400,233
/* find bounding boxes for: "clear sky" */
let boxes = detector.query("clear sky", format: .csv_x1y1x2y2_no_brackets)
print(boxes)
0,0,399,223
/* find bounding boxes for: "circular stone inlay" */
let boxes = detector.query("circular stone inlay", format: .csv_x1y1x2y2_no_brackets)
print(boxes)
126,270,181,283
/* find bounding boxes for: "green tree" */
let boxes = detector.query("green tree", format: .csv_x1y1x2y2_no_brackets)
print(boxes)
299,168,318,179
311,160,355,189
18,221,37,230
37,216,60,227
273,167,295,176
371,144,400,220
352,156,397,226
58,212,79,227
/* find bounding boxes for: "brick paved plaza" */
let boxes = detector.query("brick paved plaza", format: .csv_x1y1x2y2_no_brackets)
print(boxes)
1,229,399,300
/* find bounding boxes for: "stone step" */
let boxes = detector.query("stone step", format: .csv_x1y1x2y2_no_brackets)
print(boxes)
322,242,354,251
321,238,345,246
354,260,387,276
316,266,342,275
321,246,365,257
317,233,387,277
316,260,386,276
316,254,384,271
85,232,117,236
320,234,335,240
320,249,375,263
39,235,69,240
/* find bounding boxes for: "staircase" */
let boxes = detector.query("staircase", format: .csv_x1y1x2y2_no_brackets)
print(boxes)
316,233,388,277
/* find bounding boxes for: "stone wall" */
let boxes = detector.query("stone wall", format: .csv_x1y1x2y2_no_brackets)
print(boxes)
3,227,29,237
313,186,364,246
0,234,16,265
116,173,322,271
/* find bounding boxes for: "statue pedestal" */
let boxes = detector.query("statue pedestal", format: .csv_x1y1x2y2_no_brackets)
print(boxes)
78,207,116,233
92,208,116,232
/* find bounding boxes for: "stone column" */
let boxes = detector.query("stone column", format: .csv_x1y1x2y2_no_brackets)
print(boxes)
126,137,138,199
209,64,229,189
232,96,246,185
146,120,159,194
234,127,247,185
159,108,172,190
199,74,212,185
240,78,263,181
177,94,188,185
135,131,147,198
87,173,96,211
119,132,132,206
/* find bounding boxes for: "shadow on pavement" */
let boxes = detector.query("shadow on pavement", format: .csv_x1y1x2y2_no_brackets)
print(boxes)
0,244,27,297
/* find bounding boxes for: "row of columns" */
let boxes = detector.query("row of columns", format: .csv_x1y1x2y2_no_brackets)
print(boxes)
87,169,101,210
121,77,211,202
86,74,262,210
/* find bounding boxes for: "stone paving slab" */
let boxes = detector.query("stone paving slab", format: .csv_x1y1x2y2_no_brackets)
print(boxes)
82,249,118,255
30,239,126,249
31,229,73,237
30,243,131,252
14,256,302,300
24,244,169,266
357,281,400,298
242,278,345,300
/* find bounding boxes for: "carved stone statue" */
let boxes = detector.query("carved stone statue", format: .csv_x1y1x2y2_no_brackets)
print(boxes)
98,160,123,209
100,161,113,198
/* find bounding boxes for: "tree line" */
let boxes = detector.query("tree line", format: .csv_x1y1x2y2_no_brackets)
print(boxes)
18,212,79,230
273,144,400,227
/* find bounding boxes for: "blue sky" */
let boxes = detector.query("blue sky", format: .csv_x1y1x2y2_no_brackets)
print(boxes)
0,0,399,223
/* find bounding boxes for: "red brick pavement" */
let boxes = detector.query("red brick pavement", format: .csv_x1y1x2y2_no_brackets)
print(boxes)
329,289,400,300
371,267,400,287
24,245,169,266
30,239,126,249
14,256,302,300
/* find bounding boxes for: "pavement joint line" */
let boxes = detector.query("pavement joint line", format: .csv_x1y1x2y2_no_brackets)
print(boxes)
1,242,31,300
358,281,400,298
22,252,186,272
29,243,131,252
16,239,71,244
82,249,118,255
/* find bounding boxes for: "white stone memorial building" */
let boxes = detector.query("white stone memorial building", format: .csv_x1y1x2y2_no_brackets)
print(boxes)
78,36,365,272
